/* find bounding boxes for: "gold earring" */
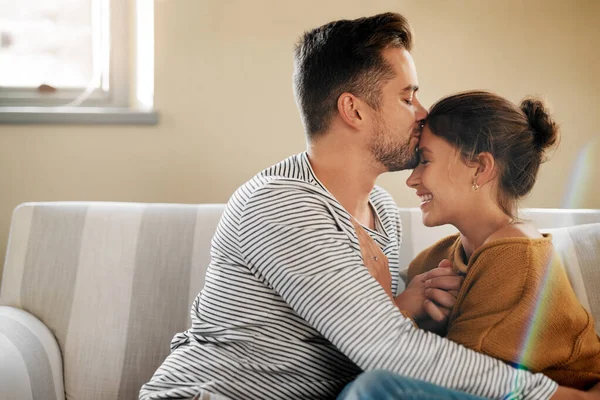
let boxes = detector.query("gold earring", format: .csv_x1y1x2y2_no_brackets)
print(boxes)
472,180,479,191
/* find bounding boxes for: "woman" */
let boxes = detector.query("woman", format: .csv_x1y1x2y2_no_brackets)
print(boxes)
356,91,600,389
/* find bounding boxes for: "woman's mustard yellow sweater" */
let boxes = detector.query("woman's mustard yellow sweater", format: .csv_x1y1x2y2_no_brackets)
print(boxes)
408,234,600,389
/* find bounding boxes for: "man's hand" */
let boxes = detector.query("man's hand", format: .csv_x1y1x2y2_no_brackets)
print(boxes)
394,278,427,319
396,259,463,330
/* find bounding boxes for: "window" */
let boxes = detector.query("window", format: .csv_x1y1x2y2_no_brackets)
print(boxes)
0,0,156,124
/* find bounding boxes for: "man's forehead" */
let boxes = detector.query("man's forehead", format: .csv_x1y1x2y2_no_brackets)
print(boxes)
401,84,419,93
382,47,419,89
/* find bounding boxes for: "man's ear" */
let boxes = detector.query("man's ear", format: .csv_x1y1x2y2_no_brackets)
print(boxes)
474,152,496,185
337,92,366,129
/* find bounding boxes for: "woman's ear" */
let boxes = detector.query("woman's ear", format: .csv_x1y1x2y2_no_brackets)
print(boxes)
474,152,496,186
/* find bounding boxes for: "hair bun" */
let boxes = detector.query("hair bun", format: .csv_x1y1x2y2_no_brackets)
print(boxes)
520,97,559,151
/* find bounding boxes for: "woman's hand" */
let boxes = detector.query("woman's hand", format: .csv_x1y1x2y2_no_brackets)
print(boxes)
422,259,462,321
352,219,463,330
351,219,393,298
396,259,463,332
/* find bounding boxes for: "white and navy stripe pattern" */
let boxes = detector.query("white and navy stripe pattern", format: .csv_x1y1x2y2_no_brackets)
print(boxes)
140,153,557,400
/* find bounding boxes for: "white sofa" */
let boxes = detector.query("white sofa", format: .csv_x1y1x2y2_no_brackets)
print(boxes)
1,202,599,400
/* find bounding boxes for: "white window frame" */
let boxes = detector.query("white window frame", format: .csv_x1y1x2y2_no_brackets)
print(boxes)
0,0,157,124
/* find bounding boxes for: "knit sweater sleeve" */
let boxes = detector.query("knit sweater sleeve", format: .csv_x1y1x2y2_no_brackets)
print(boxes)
445,240,593,374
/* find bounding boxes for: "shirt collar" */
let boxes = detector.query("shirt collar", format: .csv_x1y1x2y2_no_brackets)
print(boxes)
299,152,390,240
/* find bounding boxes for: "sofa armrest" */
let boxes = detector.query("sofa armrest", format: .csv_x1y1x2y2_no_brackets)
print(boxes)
0,306,65,400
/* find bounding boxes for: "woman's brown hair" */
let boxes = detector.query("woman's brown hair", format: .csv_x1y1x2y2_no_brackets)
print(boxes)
426,91,560,219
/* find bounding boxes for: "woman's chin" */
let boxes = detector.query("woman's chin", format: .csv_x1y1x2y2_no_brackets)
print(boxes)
421,213,441,227
421,215,432,227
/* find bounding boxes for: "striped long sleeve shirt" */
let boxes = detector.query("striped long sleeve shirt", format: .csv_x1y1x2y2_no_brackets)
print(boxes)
139,153,558,400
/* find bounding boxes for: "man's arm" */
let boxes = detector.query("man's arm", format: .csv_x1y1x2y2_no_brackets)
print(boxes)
238,182,557,399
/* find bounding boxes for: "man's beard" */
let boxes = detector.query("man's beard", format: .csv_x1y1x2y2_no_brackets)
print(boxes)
370,123,420,172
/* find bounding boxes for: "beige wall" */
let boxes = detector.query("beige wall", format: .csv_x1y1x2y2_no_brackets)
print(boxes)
1,0,599,276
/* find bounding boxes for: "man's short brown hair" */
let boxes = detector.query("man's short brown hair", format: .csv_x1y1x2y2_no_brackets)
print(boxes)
293,12,413,138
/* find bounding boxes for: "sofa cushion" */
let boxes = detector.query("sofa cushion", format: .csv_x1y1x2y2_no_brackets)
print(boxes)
0,203,224,400
1,203,599,400
544,223,600,335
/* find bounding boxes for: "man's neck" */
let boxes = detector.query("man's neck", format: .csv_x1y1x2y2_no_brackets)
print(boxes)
307,143,381,229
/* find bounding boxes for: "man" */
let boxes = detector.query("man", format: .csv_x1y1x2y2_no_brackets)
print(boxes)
140,12,597,400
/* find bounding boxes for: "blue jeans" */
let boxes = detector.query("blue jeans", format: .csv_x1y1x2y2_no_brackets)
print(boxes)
337,370,488,400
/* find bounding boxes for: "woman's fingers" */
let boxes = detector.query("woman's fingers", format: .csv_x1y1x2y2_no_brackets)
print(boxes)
425,288,457,309
424,299,450,322
425,275,463,291
425,267,459,279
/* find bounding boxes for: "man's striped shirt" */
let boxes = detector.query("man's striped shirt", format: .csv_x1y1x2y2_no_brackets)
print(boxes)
140,153,557,400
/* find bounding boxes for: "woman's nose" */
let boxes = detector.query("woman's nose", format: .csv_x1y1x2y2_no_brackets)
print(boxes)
406,168,420,188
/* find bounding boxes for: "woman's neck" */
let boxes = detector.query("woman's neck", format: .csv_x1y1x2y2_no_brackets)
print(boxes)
456,209,514,260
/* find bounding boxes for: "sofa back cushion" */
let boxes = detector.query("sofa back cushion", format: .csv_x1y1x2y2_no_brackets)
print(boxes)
1,203,599,399
545,223,600,335
0,202,224,400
